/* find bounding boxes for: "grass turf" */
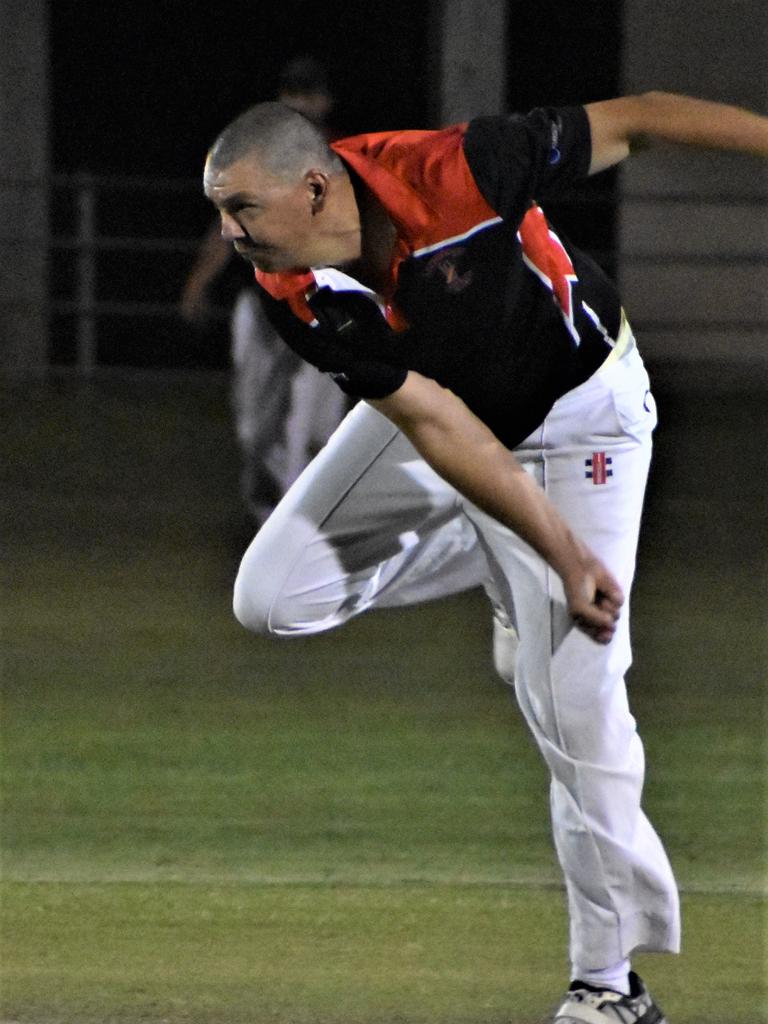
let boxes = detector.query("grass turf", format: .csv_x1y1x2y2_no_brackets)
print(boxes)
1,372,766,1022
1,882,763,1024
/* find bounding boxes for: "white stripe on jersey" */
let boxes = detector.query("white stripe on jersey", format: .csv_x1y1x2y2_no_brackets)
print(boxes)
412,216,503,258
581,301,618,347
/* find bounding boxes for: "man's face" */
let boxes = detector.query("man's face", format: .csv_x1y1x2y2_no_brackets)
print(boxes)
203,152,320,273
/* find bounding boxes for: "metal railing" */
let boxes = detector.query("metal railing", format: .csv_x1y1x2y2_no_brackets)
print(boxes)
51,172,212,374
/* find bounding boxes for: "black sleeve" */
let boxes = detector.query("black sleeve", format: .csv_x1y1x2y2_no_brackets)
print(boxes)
257,285,408,400
462,105,592,224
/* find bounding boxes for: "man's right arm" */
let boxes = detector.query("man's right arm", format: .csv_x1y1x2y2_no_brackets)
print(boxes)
370,371,624,645
586,91,768,175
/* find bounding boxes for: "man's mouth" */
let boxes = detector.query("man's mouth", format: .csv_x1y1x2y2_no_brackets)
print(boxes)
235,243,265,258
233,244,281,272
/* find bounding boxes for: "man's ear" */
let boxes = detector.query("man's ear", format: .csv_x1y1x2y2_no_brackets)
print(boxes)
306,169,329,213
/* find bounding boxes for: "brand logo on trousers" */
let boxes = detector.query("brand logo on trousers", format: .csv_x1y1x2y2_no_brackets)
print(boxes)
585,452,612,484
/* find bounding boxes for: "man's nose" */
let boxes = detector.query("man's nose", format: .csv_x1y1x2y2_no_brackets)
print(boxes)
220,211,245,241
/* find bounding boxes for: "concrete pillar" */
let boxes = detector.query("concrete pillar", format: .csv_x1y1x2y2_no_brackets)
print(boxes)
432,0,507,125
0,0,49,374
619,1,767,371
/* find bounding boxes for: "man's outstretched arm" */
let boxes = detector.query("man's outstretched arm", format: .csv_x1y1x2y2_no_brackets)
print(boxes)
370,371,624,645
179,220,232,323
586,91,768,175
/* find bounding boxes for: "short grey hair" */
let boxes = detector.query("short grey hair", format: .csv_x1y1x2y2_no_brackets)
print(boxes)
207,101,342,179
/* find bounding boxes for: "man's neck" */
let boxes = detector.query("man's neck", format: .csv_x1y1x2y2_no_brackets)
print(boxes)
342,170,397,296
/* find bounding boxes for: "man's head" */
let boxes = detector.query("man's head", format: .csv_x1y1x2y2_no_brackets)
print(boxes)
204,102,358,273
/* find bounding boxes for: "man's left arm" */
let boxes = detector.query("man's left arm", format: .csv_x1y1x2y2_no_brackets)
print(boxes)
586,91,768,175
370,372,624,645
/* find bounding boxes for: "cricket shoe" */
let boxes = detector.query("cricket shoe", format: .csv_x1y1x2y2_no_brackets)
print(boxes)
552,971,667,1023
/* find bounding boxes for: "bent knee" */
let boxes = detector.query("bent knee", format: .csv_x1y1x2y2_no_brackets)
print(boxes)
232,531,305,637
232,518,358,638
232,574,278,636
232,568,337,638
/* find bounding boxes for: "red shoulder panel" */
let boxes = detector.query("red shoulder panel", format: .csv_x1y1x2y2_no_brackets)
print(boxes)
332,126,498,253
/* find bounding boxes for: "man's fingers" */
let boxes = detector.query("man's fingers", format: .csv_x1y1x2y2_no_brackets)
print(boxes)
594,569,625,609
596,588,623,619
571,584,623,643
572,610,617,645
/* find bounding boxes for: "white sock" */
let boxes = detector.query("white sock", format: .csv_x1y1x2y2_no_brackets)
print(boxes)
572,959,631,995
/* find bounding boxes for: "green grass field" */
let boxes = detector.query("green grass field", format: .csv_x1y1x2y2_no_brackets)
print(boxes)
1,370,765,1023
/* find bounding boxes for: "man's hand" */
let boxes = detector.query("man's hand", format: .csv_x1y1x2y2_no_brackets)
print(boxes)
561,549,625,645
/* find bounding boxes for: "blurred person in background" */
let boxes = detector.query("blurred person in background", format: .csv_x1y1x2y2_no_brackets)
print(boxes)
180,57,347,527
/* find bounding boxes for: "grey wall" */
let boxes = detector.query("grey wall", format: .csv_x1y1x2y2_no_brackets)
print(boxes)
0,0,49,374
619,1,767,370
432,0,507,124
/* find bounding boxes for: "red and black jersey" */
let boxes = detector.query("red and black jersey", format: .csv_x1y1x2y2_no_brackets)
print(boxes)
256,106,623,448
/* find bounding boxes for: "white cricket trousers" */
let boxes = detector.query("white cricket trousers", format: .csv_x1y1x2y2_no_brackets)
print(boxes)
233,331,681,970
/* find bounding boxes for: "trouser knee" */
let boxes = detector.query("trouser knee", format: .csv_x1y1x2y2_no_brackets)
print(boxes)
232,552,343,638
232,569,279,636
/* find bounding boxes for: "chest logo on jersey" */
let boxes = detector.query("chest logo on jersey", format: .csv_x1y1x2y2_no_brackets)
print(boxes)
424,247,473,293
518,205,580,345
